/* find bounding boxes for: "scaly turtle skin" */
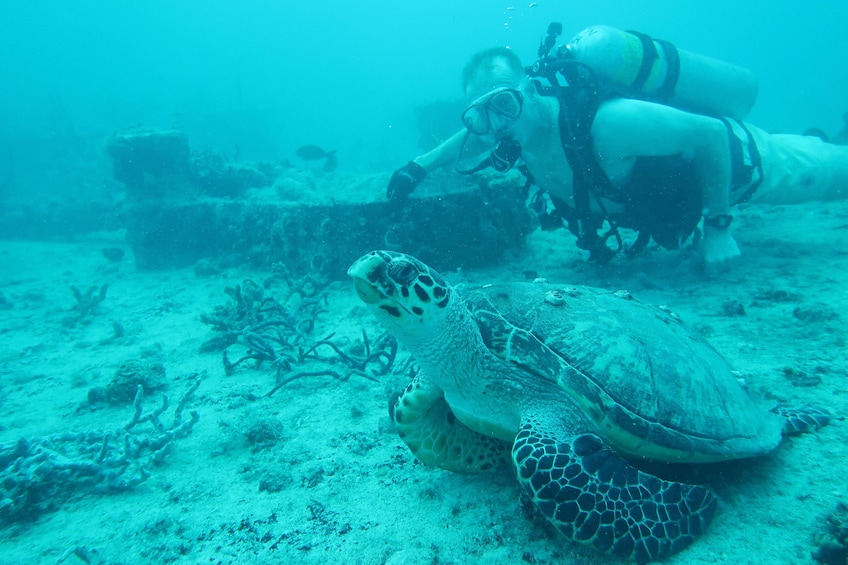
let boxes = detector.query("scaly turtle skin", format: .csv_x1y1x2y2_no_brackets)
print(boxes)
348,250,829,564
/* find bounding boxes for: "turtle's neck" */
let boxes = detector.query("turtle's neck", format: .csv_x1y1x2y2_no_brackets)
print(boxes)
401,299,482,393
399,295,522,441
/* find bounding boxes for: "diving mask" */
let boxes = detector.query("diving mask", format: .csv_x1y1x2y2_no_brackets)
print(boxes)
461,87,523,136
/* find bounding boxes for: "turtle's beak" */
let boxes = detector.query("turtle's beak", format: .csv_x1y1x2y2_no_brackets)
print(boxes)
352,276,382,304
348,252,392,305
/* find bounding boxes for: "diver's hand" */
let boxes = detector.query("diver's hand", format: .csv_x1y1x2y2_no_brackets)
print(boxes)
701,225,741,273
387,161,427,201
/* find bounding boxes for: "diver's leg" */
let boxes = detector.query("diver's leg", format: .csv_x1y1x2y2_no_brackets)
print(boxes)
751,129,848,204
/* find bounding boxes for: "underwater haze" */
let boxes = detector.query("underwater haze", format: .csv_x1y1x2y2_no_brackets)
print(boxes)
2,2,848,565
1,0,847,174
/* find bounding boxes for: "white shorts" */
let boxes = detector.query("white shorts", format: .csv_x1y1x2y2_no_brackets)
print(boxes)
745,125,848,205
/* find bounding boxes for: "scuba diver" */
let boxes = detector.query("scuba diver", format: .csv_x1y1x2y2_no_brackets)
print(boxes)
386,24,848,269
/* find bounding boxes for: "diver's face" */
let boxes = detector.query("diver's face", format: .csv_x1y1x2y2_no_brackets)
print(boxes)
461,87,523,137
463,58,523,141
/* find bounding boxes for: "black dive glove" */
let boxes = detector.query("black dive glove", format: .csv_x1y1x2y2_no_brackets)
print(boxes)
387,161,427,201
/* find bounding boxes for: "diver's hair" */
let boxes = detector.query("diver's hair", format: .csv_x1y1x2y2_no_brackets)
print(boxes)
461,47,523,91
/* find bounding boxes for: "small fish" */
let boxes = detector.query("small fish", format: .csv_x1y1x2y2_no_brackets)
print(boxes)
295,145,338,172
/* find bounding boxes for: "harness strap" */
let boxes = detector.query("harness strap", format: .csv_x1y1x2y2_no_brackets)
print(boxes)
517,164,535,188
627,229,652,257
553,77,625,263
626,30,659,91
719,118,764,203
558,104,593,248
655,39,680,101
557,81,603,242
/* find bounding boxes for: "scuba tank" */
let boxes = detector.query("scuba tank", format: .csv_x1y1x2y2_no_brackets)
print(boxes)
556,25,758,119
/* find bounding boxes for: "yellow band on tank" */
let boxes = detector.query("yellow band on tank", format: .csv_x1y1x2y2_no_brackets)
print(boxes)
613,31,645,87
642,54,666,94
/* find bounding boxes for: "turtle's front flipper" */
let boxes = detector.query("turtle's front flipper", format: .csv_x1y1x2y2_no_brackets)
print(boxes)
512,421,716,564
774,405,830,435
391,373,510,473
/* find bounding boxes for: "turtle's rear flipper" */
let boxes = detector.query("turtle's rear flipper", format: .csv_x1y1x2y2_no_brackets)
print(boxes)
774,405,830,435
513,422,716,564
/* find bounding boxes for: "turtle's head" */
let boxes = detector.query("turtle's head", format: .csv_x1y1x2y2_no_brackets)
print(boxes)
348,251,453,336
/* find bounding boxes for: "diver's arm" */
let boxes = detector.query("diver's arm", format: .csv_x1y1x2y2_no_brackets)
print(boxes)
592,98,739,266
412,129,467,171
592,99,732,211
388,129,466,201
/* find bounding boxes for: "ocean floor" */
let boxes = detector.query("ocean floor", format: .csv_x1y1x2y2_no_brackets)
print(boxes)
1,197,846,565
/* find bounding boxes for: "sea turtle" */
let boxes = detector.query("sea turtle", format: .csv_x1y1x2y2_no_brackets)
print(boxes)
348,250,829,564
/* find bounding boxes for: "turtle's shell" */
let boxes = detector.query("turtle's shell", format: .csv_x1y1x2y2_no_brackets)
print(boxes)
464,282,783,462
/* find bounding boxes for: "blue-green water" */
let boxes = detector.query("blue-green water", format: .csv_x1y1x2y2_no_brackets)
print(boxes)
1,2,847,564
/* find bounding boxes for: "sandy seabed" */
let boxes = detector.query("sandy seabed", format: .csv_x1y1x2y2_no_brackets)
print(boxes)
1,197,846,565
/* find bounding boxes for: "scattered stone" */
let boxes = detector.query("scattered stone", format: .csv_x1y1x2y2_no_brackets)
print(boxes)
793,303,839,324
753,287,802,303
813,501,848,564
239,415,284,452
101,247,125,262
258,470,292,493
782,366,823,388
721,299,746,317
97,359,167,406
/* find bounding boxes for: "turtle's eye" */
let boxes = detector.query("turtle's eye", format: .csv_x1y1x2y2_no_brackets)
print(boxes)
389,259,419,286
